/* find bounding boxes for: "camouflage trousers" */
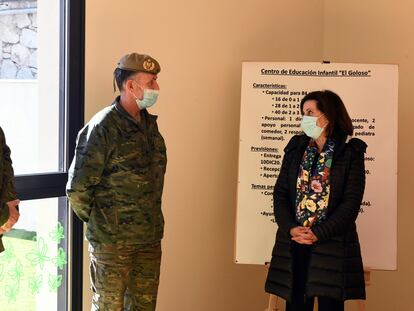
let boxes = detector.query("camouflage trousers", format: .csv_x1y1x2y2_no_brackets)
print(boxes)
89,242,162,311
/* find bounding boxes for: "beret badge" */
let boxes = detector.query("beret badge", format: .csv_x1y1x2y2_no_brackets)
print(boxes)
143,59,156,71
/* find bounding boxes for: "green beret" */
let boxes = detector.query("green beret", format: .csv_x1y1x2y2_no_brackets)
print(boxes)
117,52,161,74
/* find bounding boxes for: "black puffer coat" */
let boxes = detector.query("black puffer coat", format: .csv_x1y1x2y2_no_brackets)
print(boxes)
265,134,367,302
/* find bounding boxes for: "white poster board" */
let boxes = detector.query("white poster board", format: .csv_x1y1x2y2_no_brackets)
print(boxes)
235,62,398,270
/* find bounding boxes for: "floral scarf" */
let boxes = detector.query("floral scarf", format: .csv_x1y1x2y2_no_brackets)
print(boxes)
295,138,335,227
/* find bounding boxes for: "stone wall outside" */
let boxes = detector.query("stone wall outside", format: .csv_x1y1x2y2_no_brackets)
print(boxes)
0,0,37,79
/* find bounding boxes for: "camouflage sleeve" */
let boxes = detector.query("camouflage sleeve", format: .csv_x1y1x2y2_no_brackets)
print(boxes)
66,124,108,223
0,127,17,204
151,122,167,195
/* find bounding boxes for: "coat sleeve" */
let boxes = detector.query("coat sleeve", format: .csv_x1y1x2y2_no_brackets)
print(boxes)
66,124,108,223
0,127,17,250
151,121,167,196
0,127,17,205
312,140,367,242
274,136,300,235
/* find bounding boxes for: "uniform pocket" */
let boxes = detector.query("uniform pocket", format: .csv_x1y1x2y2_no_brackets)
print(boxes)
89,207,119,234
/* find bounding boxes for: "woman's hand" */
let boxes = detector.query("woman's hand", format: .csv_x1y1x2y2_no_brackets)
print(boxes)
290,226,318,245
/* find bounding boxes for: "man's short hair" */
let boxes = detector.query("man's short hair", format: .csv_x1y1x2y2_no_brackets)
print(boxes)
113,68,137,92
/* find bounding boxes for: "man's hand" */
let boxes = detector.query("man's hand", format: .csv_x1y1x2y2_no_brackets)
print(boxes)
0,199,20,234
290,226,318,245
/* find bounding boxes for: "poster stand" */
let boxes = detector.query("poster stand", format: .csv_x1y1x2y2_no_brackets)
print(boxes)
265,268,371,311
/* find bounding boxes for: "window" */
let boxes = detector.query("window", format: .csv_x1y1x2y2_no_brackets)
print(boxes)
0,0,85,310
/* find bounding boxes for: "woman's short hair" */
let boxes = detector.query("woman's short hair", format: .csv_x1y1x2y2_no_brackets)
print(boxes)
300,90,353,137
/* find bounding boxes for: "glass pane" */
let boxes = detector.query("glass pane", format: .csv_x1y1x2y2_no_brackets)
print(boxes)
0,197,68,311
0,0,62,174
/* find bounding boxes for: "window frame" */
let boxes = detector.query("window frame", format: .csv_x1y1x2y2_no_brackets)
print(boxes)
13,0,85,310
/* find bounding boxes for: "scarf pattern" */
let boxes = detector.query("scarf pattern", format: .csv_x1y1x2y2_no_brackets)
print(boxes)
295,138,335,227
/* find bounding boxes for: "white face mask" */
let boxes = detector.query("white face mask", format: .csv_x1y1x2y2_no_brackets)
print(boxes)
135,88,159,110
301,114,325,139
132,81,159,110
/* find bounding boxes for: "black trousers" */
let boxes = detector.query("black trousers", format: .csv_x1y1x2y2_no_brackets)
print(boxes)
286,242,344,311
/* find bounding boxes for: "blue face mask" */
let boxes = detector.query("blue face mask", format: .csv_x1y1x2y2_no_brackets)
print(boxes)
135,88,159,110
301,114,325,139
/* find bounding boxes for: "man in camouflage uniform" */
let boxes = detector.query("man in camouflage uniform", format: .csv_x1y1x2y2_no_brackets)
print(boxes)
0,127,20,253
66,52,167,311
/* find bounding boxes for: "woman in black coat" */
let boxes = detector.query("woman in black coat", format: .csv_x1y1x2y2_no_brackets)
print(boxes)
265,90,367,311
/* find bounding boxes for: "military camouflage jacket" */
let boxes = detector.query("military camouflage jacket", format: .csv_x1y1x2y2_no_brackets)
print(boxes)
66,98,167,246
0,127,17,253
